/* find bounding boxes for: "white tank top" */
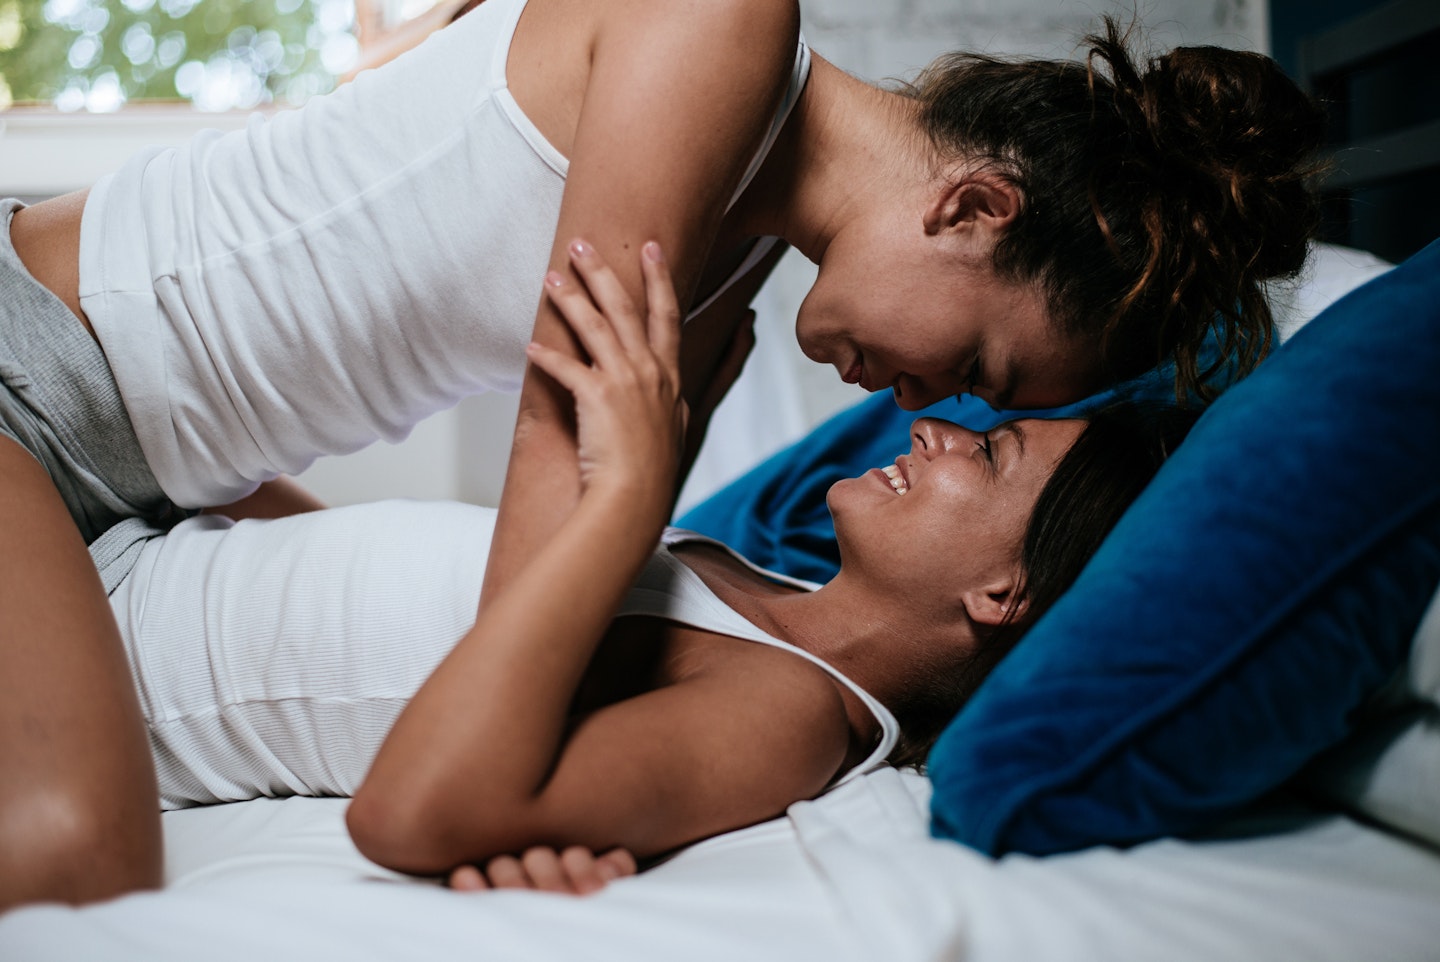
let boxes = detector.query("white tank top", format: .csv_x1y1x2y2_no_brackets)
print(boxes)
107,501,897,807
78,0,810,508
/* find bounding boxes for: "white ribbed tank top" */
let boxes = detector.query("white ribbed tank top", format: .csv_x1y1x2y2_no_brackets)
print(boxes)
78,0,809,508
110,500,896,809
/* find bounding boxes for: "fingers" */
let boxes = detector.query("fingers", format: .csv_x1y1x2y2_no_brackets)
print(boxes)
595,846,638,882
481,853,531,890
525,338,592,396
545,240,682,374
563,240,647,355
542,269,629,374
448,863,489,891
557,845,637,895
451,846,636,896
641,242,682,376
520,846,571,892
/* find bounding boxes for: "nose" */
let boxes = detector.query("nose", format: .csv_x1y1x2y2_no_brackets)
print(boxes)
910,417,980,457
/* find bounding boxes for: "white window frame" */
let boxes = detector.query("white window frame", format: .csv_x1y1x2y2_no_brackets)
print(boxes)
0,0,453,198
0,106,259,197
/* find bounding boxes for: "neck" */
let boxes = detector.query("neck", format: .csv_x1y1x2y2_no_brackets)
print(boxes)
718,565,943,717
726,54,930,263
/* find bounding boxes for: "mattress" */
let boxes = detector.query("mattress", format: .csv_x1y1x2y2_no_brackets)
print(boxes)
3,767,1437,961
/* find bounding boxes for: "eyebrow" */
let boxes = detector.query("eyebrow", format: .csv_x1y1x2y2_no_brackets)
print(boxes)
995,422,1026,474
1006,421,1027,457
992,354,1018,409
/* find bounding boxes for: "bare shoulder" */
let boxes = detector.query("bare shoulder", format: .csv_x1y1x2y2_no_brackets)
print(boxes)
692,639,853,792
510,0,799,174
594,0,800,110
602,0,799,45
518,0,798,61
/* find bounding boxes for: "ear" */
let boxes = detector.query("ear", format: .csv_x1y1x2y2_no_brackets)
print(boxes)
960,575,1026,628
923,170,1023,238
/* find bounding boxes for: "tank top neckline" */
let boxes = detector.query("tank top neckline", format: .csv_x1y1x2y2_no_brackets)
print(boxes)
485,0,810,320
652,527,900,786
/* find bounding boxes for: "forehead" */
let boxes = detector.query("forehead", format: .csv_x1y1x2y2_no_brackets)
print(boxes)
1002,417,1087,473
976,283,1106,409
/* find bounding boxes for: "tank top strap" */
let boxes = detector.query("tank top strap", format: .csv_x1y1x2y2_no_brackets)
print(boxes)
730,37,810,205
625,528,900,787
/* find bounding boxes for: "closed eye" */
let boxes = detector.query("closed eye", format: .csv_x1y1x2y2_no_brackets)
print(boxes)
975,434,994,462
957,356,983,400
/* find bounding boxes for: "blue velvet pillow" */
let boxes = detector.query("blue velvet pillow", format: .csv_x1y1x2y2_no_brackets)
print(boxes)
927,237,1440,855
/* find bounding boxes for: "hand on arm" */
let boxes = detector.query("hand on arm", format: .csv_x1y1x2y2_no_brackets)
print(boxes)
479,0,800,603
350,244,688,869
524,242,687,520
348,246,850,876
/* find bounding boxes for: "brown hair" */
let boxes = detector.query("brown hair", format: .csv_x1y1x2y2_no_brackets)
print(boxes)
886,402,1200,768
909,19,1327,399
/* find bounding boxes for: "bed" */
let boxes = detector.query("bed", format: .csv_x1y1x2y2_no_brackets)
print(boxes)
2,236,1436,960
2,763,1438,961
5,2,1440,943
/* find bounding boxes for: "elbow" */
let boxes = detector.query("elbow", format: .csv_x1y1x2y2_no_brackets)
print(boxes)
347,778,539,877
347,781,457,877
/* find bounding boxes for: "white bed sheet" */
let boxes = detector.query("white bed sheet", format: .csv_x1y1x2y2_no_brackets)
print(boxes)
3,768,1438,962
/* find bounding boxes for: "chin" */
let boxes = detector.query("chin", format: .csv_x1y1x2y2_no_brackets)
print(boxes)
823,477,861,518
891,388,931,412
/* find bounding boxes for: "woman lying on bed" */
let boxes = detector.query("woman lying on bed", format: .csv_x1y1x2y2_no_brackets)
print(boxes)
107,248,1195,894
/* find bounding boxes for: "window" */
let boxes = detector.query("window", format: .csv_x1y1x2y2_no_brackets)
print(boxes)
0,0,363,112
0,0,448,196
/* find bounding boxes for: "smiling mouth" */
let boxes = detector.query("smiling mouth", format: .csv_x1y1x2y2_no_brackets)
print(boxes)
881,463,909,495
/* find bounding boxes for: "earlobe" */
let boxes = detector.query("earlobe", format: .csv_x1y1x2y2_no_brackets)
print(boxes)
923,171,1023,237
961,578,1024,628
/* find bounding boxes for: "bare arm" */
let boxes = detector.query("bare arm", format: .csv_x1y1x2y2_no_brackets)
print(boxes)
348,248,846,874
202,476,327,521
479,0,800,606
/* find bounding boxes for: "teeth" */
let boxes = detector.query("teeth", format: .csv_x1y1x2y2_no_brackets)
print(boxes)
882,463,908,495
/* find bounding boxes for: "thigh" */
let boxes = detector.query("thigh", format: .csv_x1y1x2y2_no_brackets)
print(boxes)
0,436,160,908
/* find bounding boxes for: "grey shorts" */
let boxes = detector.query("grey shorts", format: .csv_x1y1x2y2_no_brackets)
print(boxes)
1,198,179,547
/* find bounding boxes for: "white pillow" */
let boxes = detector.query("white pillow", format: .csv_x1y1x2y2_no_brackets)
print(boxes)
1269,242,1395,342
1303,583,1440,846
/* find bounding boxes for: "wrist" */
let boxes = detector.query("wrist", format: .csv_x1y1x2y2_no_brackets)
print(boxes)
580,473,674,527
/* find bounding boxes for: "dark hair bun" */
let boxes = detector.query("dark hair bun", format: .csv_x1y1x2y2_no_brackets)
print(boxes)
911,19,1328,400
1129,42,1326,279
1084,22,1328,390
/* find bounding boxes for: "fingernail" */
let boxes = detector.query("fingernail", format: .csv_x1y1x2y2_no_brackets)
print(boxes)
569,239,591,259
544,270,564,287
643,241,663,263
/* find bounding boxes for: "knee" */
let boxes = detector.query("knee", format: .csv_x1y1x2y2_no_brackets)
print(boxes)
0,787,162,910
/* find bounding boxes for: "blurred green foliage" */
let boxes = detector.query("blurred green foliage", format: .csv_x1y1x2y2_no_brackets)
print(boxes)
0,0,352,110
